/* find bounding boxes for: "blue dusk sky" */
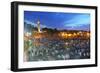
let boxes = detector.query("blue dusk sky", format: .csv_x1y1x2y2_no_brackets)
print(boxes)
24,11,90,31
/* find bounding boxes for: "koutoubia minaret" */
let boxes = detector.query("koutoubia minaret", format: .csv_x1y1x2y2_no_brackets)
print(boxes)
37,20,41,33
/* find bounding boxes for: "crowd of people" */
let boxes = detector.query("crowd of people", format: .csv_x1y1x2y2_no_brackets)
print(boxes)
25,38,90,61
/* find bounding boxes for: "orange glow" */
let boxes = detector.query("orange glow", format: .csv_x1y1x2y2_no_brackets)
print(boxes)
73,33,76,36
61,32,65,36
87,33,90,37
68,34,72,37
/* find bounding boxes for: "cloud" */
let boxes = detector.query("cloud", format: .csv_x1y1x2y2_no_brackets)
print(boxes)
64,14,90,27
24,20,47,28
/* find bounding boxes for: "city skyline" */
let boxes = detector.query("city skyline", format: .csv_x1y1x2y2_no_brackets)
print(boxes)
24,11,91,61
24,11,90,31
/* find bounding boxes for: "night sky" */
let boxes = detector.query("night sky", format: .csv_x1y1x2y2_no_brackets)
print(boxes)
24,11,90,31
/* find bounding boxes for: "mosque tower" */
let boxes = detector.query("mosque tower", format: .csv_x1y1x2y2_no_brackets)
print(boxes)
37,20,41,33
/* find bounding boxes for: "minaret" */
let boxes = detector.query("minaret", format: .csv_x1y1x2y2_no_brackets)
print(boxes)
37,20,41,33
